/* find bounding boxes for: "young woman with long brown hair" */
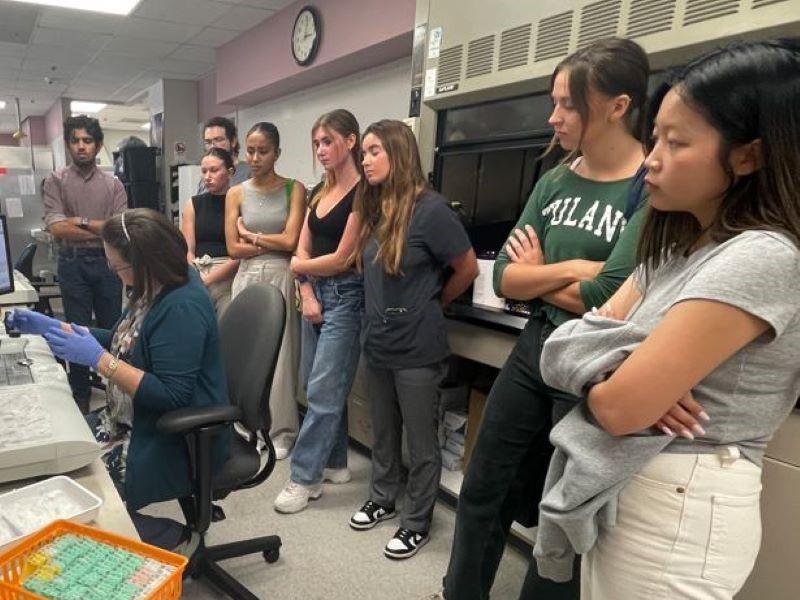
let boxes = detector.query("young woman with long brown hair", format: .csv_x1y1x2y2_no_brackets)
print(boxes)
348,119,478,559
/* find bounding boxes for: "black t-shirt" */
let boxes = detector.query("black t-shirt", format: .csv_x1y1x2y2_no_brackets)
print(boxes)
308,185,356,257
192,193,228,258
362,189,471,368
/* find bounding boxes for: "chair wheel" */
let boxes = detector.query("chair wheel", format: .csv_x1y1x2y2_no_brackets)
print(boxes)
190,571,202,580
263,548,279,563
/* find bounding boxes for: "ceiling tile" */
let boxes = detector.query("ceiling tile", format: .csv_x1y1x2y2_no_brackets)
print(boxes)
115,17,204,44
25,44,97,62
167,44,216,63
0,56,23,70
186,27,241,47
105,37,180,59
0,41,28,58
38,8,125,35
30,27,113,52
133,0,230,27
212,5,275,31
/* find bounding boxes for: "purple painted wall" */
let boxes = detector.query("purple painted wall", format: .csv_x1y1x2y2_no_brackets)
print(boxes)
20,116,47,146
197,72,236,124
0,133,17,146
44,98,67,145
216,0,414,106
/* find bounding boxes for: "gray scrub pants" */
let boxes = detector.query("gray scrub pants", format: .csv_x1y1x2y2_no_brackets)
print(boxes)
366,362,446,532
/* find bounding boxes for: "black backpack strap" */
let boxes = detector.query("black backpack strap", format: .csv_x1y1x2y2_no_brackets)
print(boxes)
624,163,648,220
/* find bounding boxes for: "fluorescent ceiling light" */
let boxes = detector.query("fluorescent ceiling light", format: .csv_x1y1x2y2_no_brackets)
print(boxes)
6,0,140,15
70,101,107,113
0,101,6,110
140,123,151,130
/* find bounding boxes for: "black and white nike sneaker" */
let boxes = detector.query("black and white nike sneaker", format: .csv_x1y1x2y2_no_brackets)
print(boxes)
349,500,396,530
384,527,429,559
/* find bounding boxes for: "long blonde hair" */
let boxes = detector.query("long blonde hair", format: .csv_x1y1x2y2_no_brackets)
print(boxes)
351,120,427,275
310,109,360,205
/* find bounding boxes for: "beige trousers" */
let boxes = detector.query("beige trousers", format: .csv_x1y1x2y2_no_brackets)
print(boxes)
583,448,762,600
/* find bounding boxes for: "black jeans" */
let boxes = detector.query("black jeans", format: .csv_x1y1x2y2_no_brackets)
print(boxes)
443,317,580,600
57,247,122,402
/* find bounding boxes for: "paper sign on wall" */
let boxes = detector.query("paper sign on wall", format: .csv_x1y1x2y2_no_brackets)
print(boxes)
424,68,437,98
428,27,443,59
5,198,23,219
18,175,35,196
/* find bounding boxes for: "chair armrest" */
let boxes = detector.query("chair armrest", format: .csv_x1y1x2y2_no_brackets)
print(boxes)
156,405,241,435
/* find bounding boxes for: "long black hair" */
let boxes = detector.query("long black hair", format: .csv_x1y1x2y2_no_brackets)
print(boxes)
637,38,800,275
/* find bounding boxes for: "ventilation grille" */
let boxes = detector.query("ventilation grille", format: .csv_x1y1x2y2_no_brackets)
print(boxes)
535,10,573,61
578,0,621,48
626,0,676,37
498,24,531,71
437,45,463,87
467,35,495,78
683,0,741,26
752,0,788,7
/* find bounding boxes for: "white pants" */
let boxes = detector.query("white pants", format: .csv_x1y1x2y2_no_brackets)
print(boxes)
583,448,763,600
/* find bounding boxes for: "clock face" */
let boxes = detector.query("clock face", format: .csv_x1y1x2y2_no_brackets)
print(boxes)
292,7,320,66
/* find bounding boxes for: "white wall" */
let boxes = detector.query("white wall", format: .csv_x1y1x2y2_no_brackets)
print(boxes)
236,56,412,190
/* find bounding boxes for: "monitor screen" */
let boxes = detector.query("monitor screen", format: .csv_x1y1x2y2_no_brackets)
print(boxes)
0,216,15,295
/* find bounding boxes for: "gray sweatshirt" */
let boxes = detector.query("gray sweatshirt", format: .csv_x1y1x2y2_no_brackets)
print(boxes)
533,231,800,582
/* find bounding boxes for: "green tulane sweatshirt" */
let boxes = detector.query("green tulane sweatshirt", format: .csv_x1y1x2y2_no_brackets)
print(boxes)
493,164,645,326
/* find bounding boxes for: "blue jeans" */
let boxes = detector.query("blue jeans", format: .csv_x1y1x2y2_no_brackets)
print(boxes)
58,247,123,401
290,272,364,485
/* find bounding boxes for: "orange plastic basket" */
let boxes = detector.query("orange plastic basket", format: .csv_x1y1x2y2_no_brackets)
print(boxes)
0,520,188,600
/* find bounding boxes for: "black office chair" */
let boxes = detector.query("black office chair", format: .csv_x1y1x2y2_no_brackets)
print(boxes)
13,242,61,317
157,282,286,600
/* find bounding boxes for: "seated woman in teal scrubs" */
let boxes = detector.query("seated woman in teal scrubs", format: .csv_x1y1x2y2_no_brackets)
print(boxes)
10,208,230,554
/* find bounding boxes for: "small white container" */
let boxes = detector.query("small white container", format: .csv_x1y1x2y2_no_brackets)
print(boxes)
0,475,103,550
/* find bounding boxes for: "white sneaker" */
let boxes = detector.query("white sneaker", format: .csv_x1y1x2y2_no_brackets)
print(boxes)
322,467,352,484
273,481,322,514
274,445,291,460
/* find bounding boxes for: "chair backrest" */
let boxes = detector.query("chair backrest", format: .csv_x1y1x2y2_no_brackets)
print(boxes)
14,243,36,280
217,282,286,435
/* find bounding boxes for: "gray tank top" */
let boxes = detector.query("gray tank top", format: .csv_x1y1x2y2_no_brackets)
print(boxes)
239,179,293,235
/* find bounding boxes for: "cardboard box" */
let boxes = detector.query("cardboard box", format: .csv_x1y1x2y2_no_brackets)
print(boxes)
463,389,488,473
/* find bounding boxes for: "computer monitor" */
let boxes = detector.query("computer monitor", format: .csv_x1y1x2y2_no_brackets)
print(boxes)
0,216,14,296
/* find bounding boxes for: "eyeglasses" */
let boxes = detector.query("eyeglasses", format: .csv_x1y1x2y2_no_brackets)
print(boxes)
203,136,228,147
106,259,132,274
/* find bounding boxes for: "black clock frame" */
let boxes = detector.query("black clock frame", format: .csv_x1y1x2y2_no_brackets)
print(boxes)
291,5,322,66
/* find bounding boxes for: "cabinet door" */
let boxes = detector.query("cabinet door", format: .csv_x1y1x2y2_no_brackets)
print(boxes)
736,457,800,599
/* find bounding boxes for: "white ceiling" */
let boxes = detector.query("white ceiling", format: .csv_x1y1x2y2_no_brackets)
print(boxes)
0,0,295,133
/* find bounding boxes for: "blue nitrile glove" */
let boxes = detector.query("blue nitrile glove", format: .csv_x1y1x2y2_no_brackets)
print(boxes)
44,325,105,369
7,308,61,336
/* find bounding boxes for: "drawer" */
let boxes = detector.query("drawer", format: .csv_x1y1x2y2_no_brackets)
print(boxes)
765,410,800,467
347,392,373,448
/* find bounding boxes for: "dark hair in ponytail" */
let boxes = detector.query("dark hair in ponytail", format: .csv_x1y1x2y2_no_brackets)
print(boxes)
246,122,280,150
203,147,234,172
544,37,649,158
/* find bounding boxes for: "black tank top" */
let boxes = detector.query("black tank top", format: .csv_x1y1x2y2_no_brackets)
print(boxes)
192,193,228,258
308,186,356,258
